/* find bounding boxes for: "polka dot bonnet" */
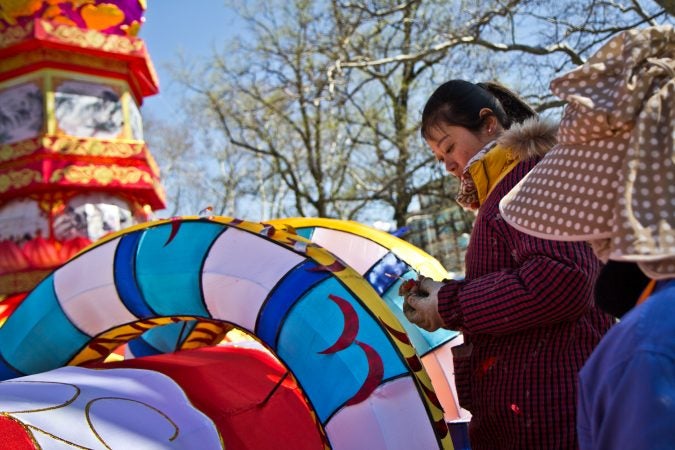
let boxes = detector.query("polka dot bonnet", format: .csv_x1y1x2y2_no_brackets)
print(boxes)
500,25,675,279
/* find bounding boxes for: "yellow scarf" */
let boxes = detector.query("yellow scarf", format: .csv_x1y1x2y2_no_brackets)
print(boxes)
456,144,520,210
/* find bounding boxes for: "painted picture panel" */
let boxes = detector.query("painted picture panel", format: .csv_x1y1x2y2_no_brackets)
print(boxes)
0,83,44,144
0,199,49,243
55,80,123,139
53,193,136,241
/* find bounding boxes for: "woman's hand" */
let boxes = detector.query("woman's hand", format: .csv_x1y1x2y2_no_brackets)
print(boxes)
402,277,445,332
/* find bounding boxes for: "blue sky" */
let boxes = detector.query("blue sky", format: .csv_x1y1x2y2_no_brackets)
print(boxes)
138,1,239,119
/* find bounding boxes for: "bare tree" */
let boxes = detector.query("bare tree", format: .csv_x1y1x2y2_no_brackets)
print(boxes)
170,1,378,220
165,0,671,229
324,0,671,227
144,113,256,218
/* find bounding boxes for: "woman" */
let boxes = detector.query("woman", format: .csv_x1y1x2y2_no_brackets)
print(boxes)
403,80,613,449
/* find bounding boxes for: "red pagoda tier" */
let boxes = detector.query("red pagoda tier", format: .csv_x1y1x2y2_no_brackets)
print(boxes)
0,1,165,298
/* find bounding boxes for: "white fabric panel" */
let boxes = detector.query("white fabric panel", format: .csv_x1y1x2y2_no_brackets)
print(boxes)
325,376,439,450
202,227,304,331
311,228,388,275
54,239,136,336
0,366,222,449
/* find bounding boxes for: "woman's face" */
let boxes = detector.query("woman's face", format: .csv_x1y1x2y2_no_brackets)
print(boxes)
425,121,495,178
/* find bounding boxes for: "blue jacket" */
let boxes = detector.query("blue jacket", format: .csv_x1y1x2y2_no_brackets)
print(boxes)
578,279,675,450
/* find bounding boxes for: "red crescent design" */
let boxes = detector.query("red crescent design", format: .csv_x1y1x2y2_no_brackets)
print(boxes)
259,224,276,237
318,294,359,354
379,319,412,344
285,238,319,254
307,260,346,273
345,340,384,406
164,217,182,246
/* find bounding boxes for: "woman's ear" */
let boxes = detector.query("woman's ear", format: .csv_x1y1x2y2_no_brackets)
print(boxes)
479,108,497,135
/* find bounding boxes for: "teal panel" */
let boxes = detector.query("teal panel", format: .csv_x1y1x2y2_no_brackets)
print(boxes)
294,227,314,240
0,275,89,376
277,277,407,423
133,321,197,356
135,221,224,317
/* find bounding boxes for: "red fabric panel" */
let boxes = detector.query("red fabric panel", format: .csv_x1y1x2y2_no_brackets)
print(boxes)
100,346,325,450
0,415,36,450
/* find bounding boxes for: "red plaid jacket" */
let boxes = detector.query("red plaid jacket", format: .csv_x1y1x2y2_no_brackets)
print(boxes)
438,157,613,450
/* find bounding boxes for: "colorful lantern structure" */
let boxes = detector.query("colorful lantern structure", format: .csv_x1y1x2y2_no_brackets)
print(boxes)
0,217,453,449
0,0,164,301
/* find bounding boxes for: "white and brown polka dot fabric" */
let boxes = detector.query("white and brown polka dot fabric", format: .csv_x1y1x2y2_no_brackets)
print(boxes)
500,25,675,279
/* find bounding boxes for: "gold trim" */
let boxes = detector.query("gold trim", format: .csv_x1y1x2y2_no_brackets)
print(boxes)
44,68,129,91
45,72,56,135
40,20,144,55
69,316,198,365
121,91,131,139
0,49,128,80
0,138,42,163
0,21,34,50
49,164,154,185
49,137,146,158
0,137,149,163
0,168,42,193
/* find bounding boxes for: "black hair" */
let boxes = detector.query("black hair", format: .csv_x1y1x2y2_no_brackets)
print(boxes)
594,260,651,319
420,80,536,139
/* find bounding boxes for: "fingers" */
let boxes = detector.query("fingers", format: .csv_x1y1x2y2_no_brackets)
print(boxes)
403,285,443,332
417,276,440,295
403,302,419,323
403,293,428,325
398,278,418,296
404,304,439,331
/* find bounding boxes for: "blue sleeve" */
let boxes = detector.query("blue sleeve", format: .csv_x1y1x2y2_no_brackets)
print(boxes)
579,350,675,450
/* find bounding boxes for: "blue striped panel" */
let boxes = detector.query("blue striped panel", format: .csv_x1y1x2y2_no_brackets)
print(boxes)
115,231,155,318
0,352,22,380
135,221,224,317
0,275,89,378
276,277,408,423
256,259,330,349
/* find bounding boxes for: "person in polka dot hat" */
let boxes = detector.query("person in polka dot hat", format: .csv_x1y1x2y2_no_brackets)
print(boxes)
403,78,613,448
499,25,674,450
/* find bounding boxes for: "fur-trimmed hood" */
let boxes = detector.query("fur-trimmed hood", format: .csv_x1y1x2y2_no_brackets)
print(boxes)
497,117,558,160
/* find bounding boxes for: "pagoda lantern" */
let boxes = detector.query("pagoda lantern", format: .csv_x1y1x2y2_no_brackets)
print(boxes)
0,0,165,301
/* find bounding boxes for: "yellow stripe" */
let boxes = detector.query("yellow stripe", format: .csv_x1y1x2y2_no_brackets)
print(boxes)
267,217,448,280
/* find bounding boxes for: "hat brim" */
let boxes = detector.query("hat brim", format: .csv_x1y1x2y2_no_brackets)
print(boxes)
499,135,628,242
